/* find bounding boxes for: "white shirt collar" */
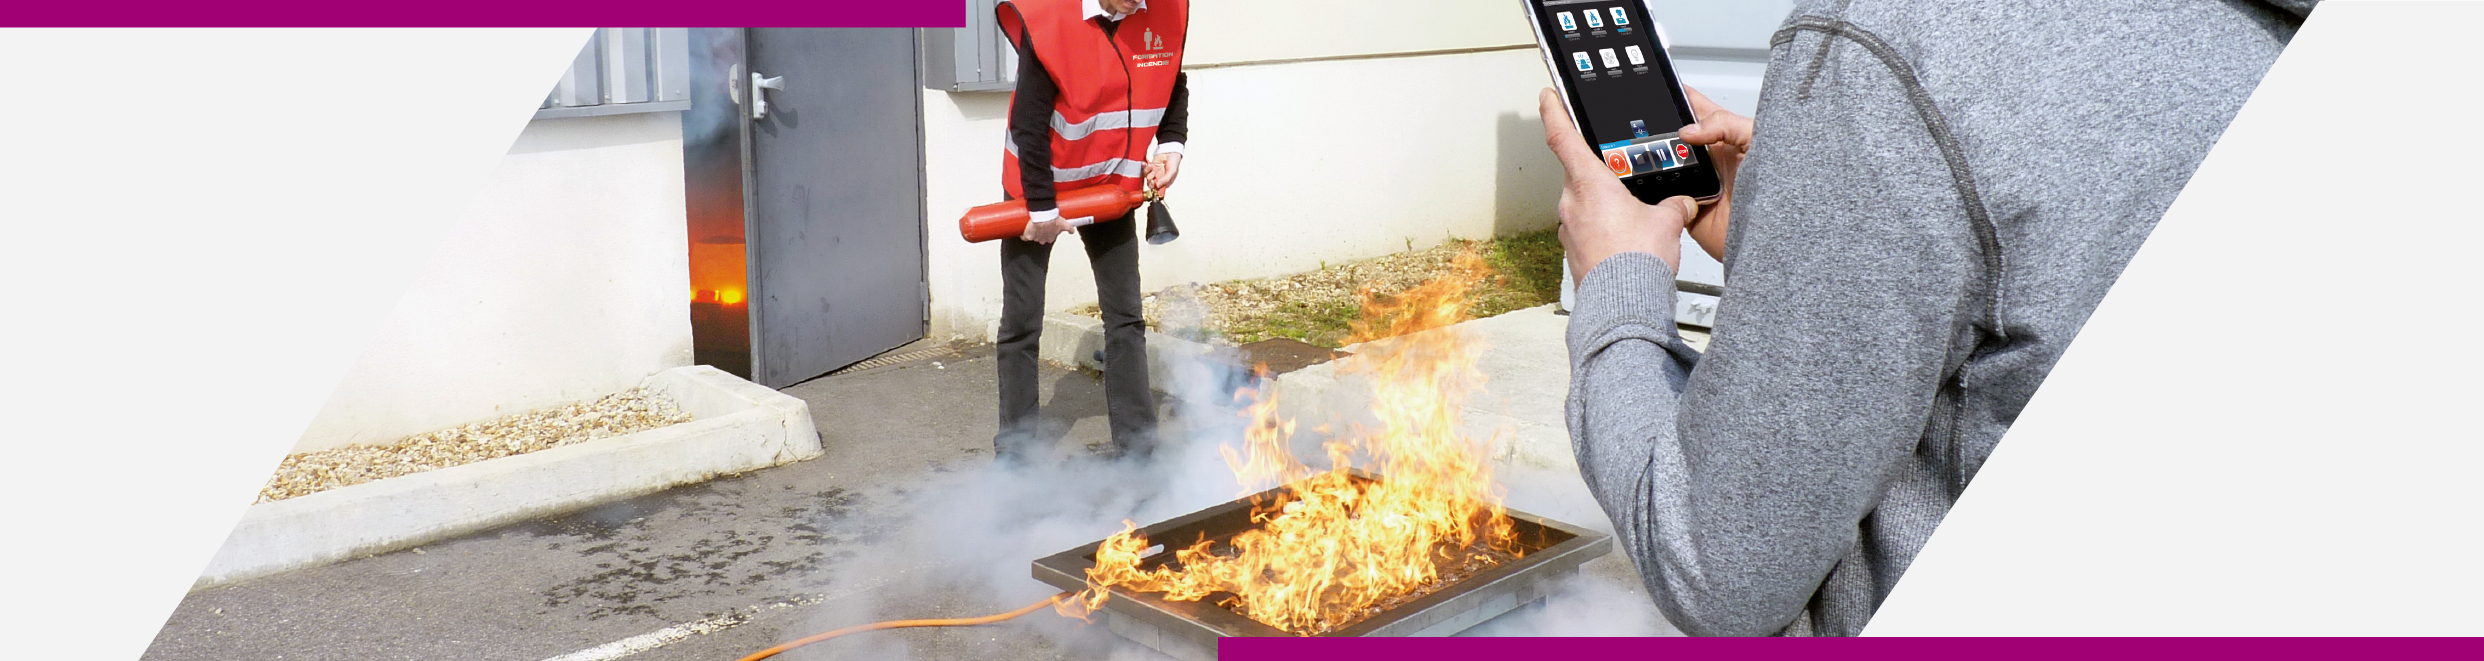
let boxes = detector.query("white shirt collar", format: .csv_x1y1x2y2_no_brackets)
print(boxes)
1082,0,1146,22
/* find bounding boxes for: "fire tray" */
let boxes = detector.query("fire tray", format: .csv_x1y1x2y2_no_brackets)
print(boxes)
1032,472,1611,660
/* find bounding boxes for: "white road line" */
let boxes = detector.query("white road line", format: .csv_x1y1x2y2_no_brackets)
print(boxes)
538,598,812,661
536,562,931,661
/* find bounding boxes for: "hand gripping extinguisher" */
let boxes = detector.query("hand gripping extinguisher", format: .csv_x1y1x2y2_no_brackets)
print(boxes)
958,186,1179,245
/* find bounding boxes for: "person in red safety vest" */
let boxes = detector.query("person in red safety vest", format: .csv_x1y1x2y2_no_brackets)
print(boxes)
992,0,1189,465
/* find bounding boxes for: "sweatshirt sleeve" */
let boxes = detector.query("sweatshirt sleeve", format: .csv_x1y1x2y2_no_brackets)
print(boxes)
1155,72,1189,153
1008,24,1059,215
2260,0,2320,18
1564,28,1983,636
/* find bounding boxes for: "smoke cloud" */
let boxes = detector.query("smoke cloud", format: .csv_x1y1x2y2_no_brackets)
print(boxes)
772,296,1674,659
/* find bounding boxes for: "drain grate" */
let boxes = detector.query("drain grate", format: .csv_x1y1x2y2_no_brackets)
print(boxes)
827,346,959,377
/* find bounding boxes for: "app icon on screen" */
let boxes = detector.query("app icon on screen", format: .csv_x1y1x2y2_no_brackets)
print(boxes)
1674,142,1696,166
1631,120,1649,138
1600,48,1621,69
1611,8,1630,26
1627,145,1658,174
1604,149,1631,176
1625,45,1646,66
1572,52,1593,72
1654,140,1679,169
1583,10,1604,29
1557,12,1577,31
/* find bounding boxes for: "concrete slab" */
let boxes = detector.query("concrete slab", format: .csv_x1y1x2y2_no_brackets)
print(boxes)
1251,304,1688,637
1040,312,1249,405
1265,305,1580,474
1262,305,1709,471
194,365,821,590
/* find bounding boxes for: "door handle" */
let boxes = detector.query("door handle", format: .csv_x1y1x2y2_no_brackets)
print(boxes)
750,72,786,120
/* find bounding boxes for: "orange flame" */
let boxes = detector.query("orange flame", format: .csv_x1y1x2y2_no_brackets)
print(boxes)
1061,251,1518,635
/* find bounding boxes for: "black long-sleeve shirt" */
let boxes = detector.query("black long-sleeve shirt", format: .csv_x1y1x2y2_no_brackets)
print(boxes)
1008,16,1189,215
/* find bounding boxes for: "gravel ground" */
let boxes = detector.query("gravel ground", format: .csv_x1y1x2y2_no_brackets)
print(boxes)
257,388,693,503
1074,233,1560,347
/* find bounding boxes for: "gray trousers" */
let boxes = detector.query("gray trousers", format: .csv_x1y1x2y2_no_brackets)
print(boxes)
995,211,1157,461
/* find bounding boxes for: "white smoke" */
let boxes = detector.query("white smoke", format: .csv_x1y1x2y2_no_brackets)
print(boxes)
1459,570,1678,637
1462,463,1681,637
773,449,1248,660
770,293,1674,659
769,291,1260,660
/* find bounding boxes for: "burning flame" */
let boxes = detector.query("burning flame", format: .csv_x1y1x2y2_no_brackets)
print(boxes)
1062,251,1518,635
693,288,746,305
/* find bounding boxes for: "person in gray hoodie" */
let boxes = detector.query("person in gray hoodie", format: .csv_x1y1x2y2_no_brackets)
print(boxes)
1550,0,2320,636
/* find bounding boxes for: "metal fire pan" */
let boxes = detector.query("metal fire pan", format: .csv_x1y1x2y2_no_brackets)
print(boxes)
1031,471,1612,657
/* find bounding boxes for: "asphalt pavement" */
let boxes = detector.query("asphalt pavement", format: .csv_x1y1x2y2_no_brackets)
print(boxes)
144,315,1679,661
145,346,1199,661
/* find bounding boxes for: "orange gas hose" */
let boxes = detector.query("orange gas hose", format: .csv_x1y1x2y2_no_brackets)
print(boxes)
732,591,1072,661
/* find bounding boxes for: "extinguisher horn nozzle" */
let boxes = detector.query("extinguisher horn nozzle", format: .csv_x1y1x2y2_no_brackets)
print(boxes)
1144,201,1179,245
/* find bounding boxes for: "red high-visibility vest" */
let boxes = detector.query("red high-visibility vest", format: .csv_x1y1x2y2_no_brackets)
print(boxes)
997,0,1188,198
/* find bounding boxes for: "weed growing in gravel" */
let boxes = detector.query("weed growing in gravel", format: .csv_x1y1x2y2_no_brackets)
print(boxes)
1071,227,1566,348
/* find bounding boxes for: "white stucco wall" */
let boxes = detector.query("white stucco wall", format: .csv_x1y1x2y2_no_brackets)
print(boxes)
291,112,694,453
924,0,1562,342
1184,0,1533,65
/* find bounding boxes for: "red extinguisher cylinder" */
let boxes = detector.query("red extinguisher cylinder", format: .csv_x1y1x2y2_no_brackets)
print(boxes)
958,186,1152,243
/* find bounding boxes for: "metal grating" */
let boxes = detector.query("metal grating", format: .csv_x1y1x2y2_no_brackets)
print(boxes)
825,345,959,377
1033,471,1611,658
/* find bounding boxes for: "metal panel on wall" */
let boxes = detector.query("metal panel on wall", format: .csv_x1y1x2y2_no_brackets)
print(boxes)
922,0,1017,93
540,28,693,119
550,36,602,108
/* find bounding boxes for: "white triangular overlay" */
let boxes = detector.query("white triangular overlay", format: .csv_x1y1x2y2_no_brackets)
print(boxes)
0,28,591,659
1869,1,2484,635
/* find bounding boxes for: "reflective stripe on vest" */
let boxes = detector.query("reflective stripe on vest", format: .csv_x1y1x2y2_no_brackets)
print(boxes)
1004,133,1150,184
996,0,1188,196
1005,104,1164,184
1053,107,1165,141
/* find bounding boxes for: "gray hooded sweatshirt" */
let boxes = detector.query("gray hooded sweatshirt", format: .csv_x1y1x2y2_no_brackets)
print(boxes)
1565,0,2318,636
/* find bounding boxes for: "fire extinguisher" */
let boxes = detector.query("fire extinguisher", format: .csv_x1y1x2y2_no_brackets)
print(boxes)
958,186,1179,245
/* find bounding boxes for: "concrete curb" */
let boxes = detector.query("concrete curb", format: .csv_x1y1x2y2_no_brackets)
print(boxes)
195,365,822,590
1039,312,1245,403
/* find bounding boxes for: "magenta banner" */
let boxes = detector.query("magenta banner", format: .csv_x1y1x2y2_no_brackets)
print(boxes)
1221,636,2484,660
3,1,964,27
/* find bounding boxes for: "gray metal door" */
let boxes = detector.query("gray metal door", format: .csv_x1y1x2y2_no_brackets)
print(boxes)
745,28,928,387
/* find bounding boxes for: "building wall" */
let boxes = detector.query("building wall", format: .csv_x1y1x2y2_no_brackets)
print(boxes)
291,112,694,453
923,0,1562,342
1183,0,1534,66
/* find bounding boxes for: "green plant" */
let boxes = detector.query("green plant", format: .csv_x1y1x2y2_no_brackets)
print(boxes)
1069,226,1573,349
1224,298,1362,347
1486,227,1564,304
